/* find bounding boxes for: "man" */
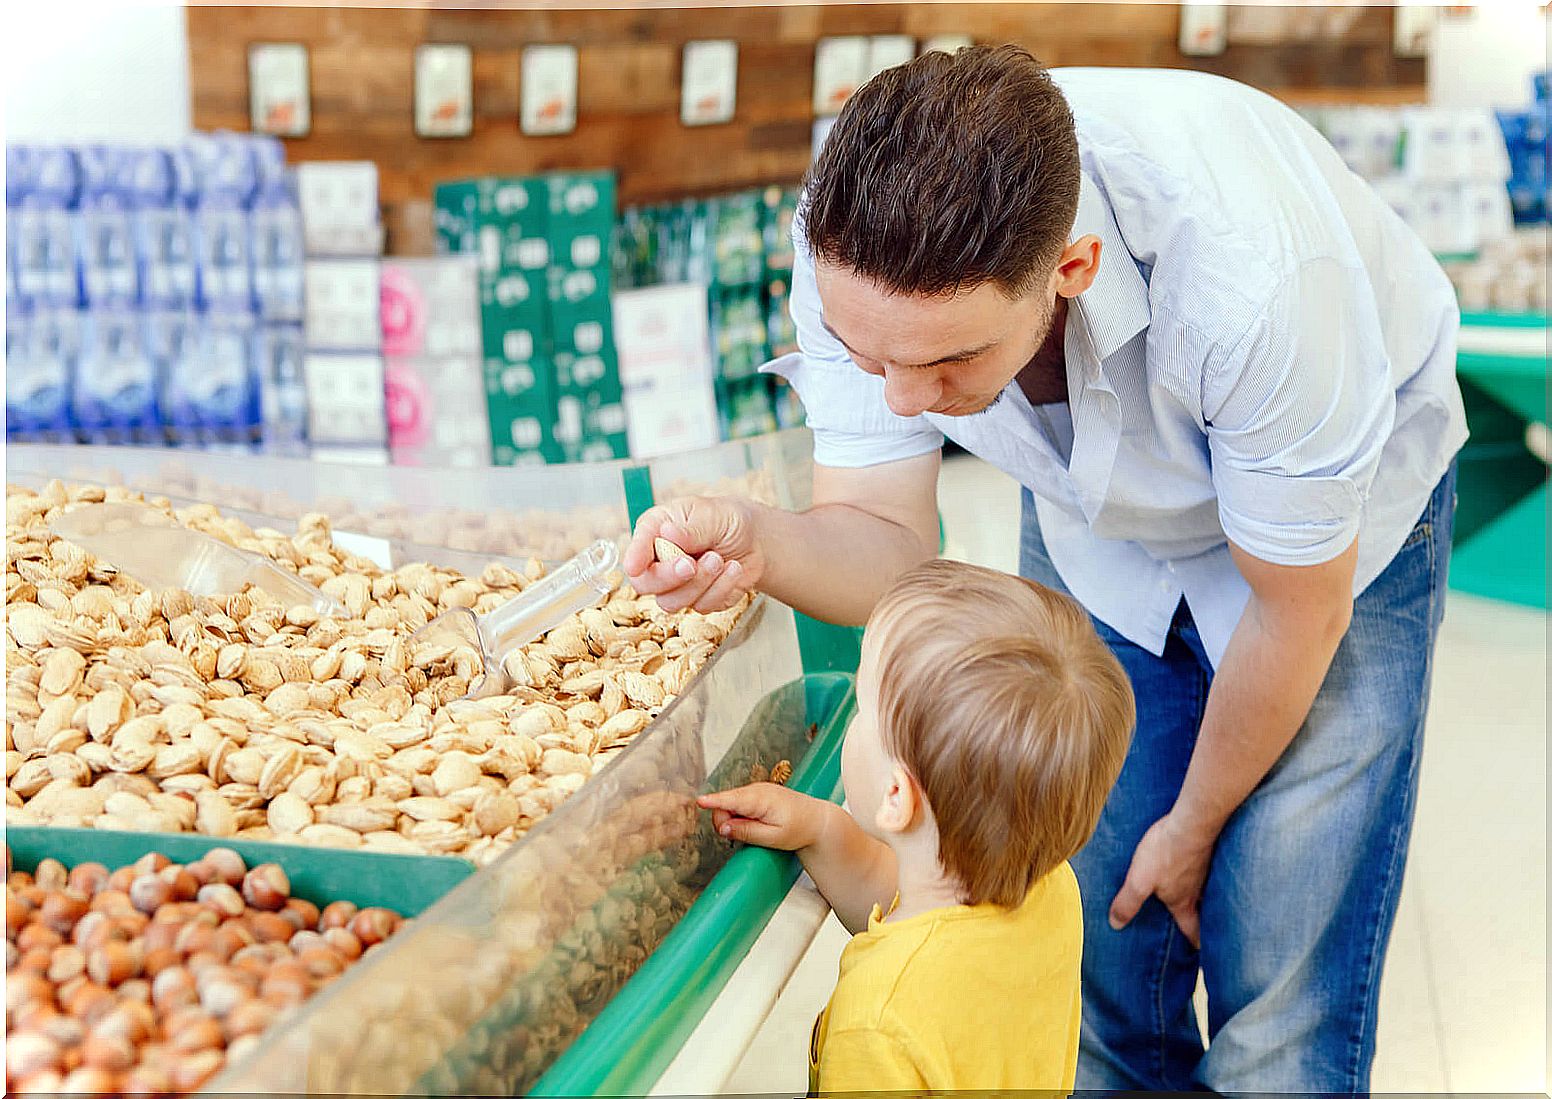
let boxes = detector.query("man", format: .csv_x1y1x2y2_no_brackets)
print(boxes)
624,45,1466,1093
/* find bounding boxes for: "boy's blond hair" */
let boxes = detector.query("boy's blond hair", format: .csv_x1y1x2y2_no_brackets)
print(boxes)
867,559,1133,907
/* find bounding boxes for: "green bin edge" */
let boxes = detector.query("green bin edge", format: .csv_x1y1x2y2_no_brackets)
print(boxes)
529,670,857,1097
4,828,473,918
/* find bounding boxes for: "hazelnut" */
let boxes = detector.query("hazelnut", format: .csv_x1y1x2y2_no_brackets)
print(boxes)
321,927,364,961
7,1030,63,1079
17,921,64,953
246,912,295,945
89,889,135,918
157,865,201,903
259,966,311,1009
11,1071,64,1094
85,940,142,986
168,1047,225,1092
10,997,60,1031
116,981,151,1005
167,1010,224,1052
60,981,115,1023
348,907,399,946
46,943,87,984
199,848,248,887
131,852,171,878
211,922,256,960
35,857,68,890
151,966,198,1013
197,973,251,1019
127,874,173,915
241,865,290,911
91,999,155,1045
69,910,113,951
5,941,17,970
7,885,34,935
184,950,226,976
286,929,327,955
66,862,111,897
318,900,357,931
59,1066,122,1094
296,946,345,981
173,921,217,957
226,1032,262,1065
221,997,277,1040
38,890,90,936
281,897,320,931
197,883,246,919
111,912,149,940
80,1029,136,1072
143,946,181,978
119,1062,173,1095
106,867,137,894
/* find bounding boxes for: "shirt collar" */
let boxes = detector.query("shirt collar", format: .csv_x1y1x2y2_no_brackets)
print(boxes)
1068,170,1151,366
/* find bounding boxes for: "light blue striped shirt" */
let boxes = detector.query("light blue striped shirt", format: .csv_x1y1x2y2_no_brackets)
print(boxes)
769,68,1468,666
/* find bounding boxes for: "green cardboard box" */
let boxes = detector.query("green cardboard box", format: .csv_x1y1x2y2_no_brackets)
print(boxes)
550,301,614,360
546,171,617,231
554,348,622,396
481,309,549,367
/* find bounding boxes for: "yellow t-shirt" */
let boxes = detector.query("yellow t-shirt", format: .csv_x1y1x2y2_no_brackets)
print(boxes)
808,862,1083,1094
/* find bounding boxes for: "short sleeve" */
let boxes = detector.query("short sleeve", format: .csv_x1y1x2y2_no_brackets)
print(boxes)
1203,256,1395,567
760,215,943,469
816,1028,929,1095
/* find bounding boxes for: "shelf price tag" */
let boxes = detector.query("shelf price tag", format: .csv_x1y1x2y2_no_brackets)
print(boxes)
682,40,738,126
521,44,578,136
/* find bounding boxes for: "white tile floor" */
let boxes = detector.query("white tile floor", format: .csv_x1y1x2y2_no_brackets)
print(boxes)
725,453,1548,1095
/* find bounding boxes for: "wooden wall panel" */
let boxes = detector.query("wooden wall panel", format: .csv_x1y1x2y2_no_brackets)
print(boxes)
187,4,1424,253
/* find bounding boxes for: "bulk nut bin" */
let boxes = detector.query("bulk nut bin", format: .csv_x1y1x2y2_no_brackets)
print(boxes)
6,449,858,1094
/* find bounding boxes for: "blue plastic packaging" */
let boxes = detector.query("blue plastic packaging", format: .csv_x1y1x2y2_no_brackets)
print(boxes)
188,135,258,310
251,139,305,322
73,306,160,444
76,146,140,306
132,147,198,308
7,307,78,443
11,146,82,307
255,322,310,456
162,308,260,449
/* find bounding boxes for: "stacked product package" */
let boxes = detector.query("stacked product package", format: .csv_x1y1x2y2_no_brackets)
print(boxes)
612,185,804,441
298,163,389,464
1307,103,1520,257
434,172,629,466
381,256,492,466
1496,70,1551,227
5,135,306,453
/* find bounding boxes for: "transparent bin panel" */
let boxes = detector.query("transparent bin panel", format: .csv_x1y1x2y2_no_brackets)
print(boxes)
201,596,805,1096
5,444,631,561
645,426,814,512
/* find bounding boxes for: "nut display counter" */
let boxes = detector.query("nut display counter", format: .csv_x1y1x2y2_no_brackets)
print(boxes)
5,433,863,1095
1453,310,1550,608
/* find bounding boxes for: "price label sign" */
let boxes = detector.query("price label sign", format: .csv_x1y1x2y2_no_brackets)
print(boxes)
415,44,474,138
248,44,311,137
521,44,578,136
681,40,738,126
813,36,869,117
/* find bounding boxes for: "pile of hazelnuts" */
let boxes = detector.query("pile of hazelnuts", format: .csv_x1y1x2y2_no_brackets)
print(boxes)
6,844,406,1095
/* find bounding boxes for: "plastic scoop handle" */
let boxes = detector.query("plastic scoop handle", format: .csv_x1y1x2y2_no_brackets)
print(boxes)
476,539,620,663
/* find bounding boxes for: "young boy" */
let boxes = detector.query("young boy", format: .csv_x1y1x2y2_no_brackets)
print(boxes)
699,559,1133,1092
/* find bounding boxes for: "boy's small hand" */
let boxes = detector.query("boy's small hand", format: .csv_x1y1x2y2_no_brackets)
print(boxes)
697,783,827,851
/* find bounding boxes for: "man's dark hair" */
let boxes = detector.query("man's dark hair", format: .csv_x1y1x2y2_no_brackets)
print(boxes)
800,44,1081,298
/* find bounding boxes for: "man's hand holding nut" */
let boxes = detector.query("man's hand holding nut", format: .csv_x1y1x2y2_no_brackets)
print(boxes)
624,497,764,614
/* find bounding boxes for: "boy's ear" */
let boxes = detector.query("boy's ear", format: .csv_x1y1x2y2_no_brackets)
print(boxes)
874,763,922,835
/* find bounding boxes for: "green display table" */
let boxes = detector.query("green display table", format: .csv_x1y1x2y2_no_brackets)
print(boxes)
1453,311,1549,608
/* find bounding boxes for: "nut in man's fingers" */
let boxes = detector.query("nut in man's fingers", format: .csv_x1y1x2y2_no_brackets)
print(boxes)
653,537,689,564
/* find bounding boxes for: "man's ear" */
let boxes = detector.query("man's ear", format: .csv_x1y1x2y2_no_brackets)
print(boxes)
874,763,922,835
1052,234,1102,299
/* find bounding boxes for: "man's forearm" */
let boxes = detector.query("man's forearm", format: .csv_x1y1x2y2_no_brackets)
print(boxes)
750,501,936,626
1172,598,1350,838
797,802,900,933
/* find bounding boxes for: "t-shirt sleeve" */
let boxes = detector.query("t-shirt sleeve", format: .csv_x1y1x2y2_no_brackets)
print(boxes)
760,214,943,470
815,1027,929,1095
1202,255,1395,568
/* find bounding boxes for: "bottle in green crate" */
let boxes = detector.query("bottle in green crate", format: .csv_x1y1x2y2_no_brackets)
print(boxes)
765,275,798,358
762,185,799,276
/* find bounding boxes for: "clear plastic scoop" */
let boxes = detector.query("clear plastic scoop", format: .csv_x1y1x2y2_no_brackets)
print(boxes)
410,538,620,700
49,502,347,617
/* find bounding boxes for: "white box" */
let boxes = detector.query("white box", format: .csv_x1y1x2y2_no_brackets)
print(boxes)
305,260,382,351
385,355,491,468
297,162,382,256
623,382,722,460
612,283,715,390
304,353,387,447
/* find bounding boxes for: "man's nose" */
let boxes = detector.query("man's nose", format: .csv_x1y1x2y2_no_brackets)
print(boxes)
883,370,940,418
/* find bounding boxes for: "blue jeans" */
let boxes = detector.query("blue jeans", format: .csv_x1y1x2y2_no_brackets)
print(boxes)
1018,466,1455,1093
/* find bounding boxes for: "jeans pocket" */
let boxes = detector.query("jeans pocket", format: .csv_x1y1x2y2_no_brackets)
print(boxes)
1399,519,1432,552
